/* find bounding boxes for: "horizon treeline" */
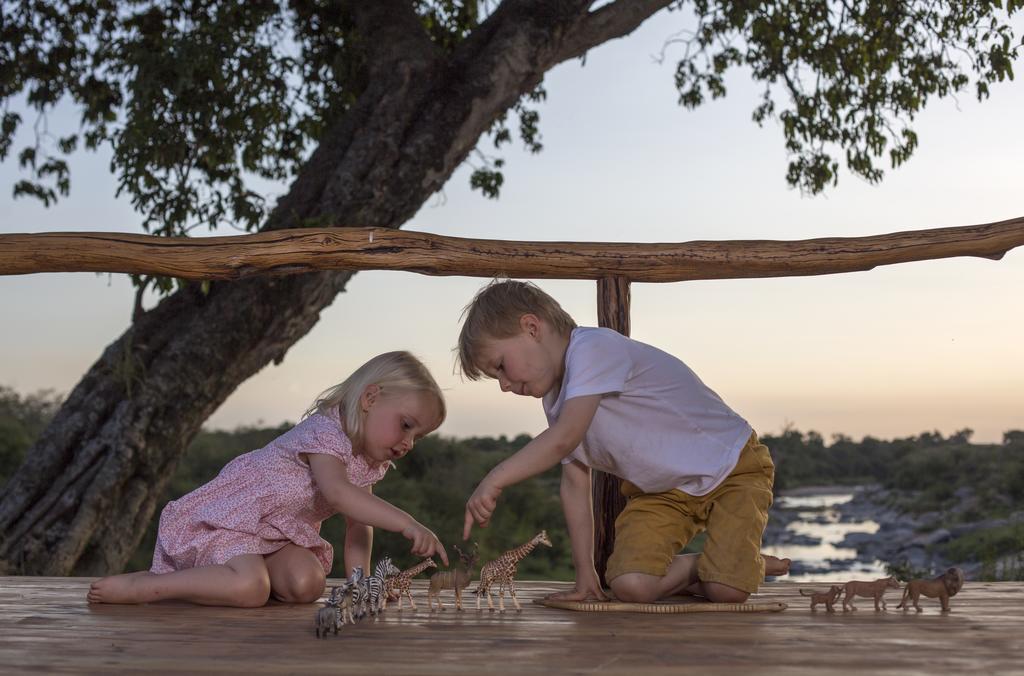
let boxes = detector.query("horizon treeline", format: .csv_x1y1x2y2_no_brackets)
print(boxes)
2,386,1022,579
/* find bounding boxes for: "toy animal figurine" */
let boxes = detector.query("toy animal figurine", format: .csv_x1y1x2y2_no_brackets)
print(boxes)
428,543,479,611
896,567,965,612
476,530,553,612
383,557,437,611
315,600,339,638
841,576,901,611
799,585,843,612
316,573,363,636
329,580,357,626
359,557,401,618
347,566,367,619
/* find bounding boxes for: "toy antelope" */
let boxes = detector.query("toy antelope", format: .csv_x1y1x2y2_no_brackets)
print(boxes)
427,543,478,611
476,530,552,612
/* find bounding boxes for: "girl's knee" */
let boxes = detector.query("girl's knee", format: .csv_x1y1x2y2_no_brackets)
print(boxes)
235,572,272,608
274,567,326,604
609,574,659,604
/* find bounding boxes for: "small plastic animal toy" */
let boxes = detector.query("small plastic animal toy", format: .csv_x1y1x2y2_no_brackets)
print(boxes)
315,601,339,638
359,557,401,618
841,576,901,611
329,580,357,626
799,584,843,612
427,543,479,611
348,566,367,619
896,567,965,612
315,572,364,636
476,530,553,612
383,557,437,611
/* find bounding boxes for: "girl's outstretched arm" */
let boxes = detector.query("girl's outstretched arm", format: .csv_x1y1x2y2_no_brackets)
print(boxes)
309,454,449,566
343,486,373,576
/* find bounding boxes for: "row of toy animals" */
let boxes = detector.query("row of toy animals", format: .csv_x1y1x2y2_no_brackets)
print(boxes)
316,530,552,637
799,567,965,613
316,557,401,637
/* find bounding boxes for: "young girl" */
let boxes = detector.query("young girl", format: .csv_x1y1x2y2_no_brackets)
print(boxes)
88,351,449,607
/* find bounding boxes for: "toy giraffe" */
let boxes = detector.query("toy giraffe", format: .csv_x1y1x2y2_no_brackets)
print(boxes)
382,557,437,611
476,530,553,612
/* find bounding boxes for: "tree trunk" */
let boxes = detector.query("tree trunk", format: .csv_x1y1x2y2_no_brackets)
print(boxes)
0,0,671,576
593,276,631,585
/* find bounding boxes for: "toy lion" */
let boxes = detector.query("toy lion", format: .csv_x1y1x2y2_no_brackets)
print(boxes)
799,585,843,612
896,567,965,612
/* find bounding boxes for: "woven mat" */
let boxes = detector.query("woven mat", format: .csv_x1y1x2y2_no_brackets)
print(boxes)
534,597,788,613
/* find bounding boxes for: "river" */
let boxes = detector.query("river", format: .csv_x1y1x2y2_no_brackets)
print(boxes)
762,490,889,582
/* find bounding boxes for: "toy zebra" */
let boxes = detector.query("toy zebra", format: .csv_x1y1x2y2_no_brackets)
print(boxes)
359,557,400,618
329,580,357,626
476,530,552,612
347,566,368,619
316,570,363,636
383,557,437,611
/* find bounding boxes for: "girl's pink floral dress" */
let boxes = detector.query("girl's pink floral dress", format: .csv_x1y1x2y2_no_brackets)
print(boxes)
151,406,389,575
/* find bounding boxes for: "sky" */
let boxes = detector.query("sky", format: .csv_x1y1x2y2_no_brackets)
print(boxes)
1,10,1022,445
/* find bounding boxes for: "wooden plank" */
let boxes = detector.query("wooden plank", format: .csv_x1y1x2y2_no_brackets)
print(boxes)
0,578,1020,674
1,215,1023,281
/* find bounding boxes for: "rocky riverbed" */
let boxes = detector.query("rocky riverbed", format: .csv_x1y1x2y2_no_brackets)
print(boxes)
761,484,1024,582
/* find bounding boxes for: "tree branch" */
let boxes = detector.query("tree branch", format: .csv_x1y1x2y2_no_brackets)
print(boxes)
556,0,675,63
341,0,441,72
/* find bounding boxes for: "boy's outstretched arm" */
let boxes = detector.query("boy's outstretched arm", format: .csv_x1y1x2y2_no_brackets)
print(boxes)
547,459,608,602
464,394,601,539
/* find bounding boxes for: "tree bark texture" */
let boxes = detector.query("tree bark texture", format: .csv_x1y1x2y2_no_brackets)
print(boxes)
0,0,674,576
4,215,1022,281
593,277,630,586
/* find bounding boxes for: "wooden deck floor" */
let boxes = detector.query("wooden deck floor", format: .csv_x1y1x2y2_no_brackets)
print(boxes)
1,577,1021,674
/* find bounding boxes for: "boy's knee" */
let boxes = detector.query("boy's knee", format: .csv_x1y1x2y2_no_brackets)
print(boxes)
704,582,749,604
609,574,659,604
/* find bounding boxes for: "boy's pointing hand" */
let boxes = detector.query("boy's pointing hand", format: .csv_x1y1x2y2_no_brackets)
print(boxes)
463,480,503,540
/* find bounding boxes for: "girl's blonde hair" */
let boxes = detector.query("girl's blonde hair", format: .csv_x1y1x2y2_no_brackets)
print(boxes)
457,279,576,380
306,351,446,446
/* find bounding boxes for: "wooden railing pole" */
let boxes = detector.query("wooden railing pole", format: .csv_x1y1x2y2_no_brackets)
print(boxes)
593,275,631,586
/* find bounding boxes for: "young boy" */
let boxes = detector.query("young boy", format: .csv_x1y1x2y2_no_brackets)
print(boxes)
459,280,788,604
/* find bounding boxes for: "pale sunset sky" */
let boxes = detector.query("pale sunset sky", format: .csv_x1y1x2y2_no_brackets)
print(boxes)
1,11,1022,444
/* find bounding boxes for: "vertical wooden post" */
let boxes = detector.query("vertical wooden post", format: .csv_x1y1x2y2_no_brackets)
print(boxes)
593,275,630,586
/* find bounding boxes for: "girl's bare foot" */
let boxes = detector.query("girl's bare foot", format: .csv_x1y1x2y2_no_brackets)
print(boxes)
764,554,791,576
87,571,157,604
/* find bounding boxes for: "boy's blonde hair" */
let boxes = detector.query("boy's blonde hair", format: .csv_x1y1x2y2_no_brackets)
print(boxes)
457,279,576,381
306,351,446,447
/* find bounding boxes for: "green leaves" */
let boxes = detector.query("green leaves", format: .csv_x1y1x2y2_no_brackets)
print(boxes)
469,84,547,200
673,0,1021,193
1,1,498,290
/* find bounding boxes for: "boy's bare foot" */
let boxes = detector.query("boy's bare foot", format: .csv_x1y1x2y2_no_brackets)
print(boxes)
764,554,791,577
87,571,157,604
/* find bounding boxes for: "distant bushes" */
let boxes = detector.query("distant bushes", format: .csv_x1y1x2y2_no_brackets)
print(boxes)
2,385,1022,578
0,386,61,485
764,426,1024,519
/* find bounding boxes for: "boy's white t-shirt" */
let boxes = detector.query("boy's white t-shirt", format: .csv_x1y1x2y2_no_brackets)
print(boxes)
543,327,752,496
